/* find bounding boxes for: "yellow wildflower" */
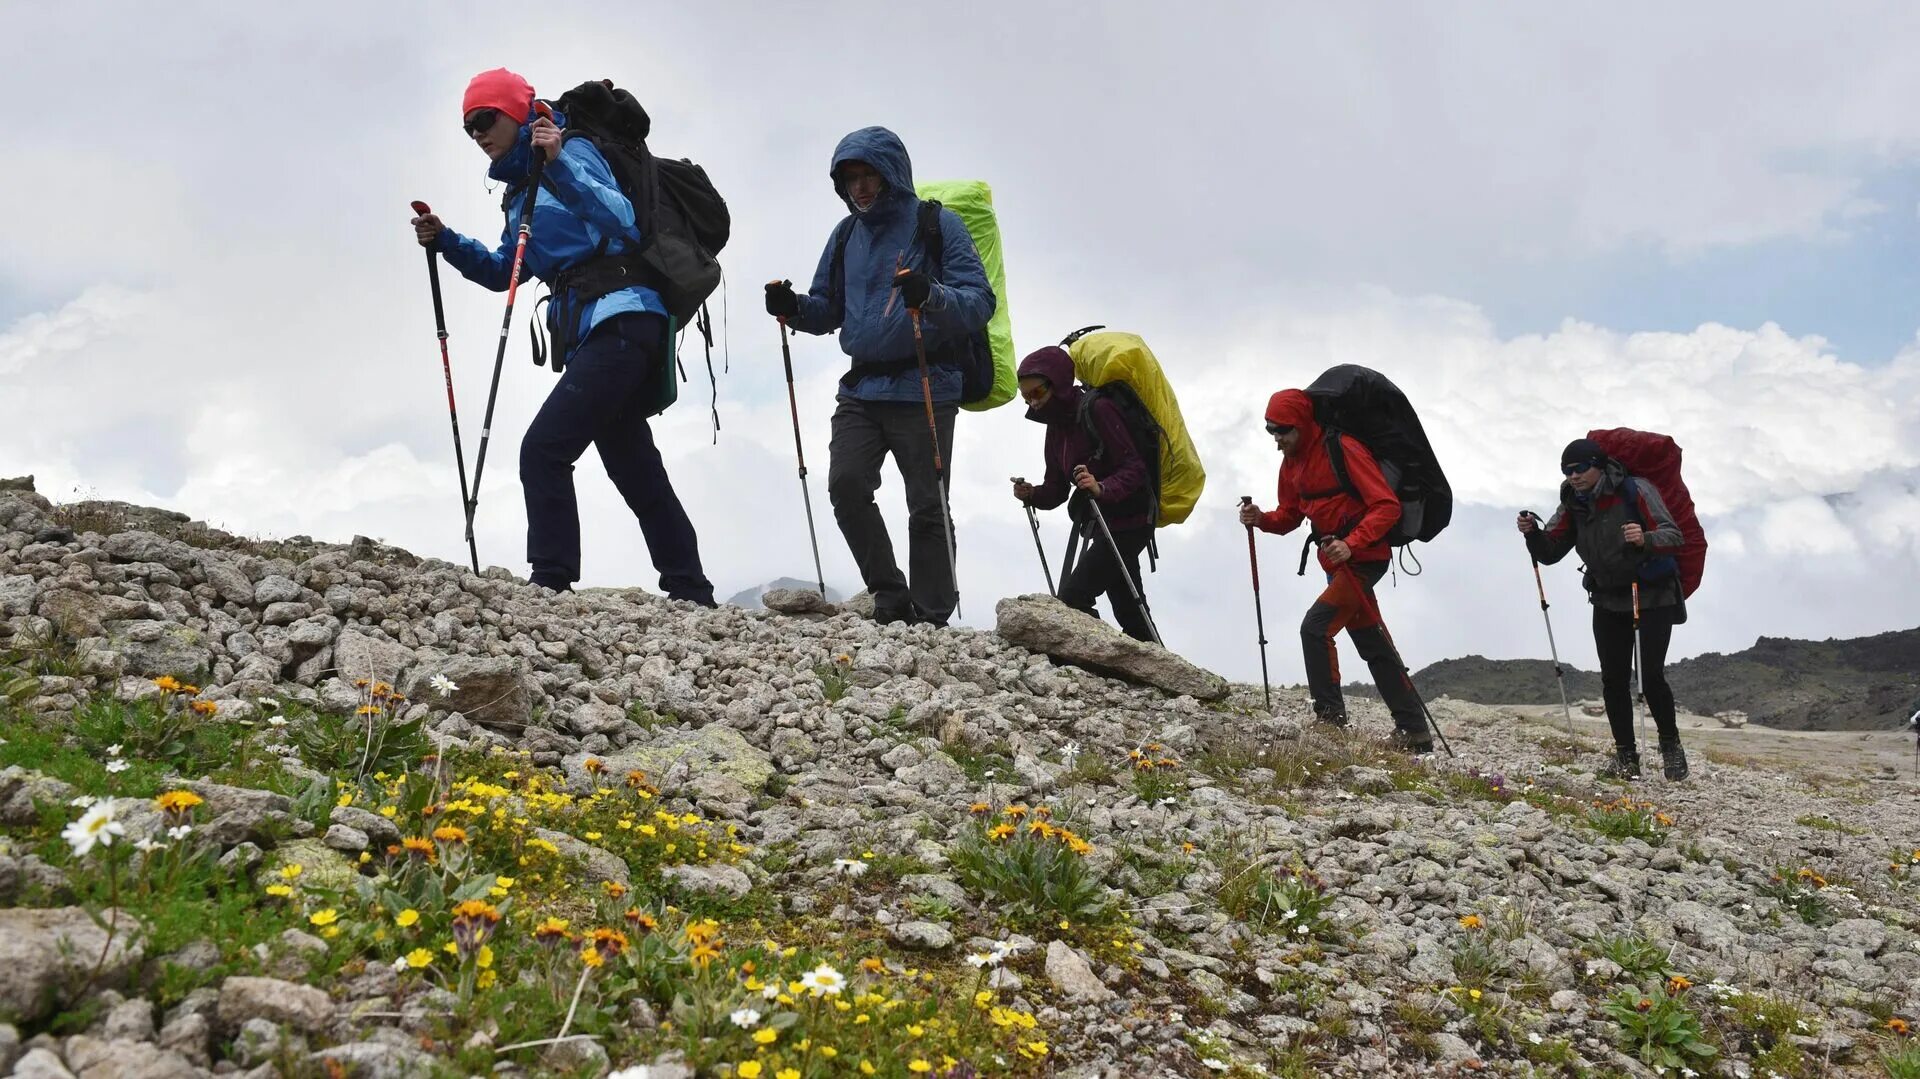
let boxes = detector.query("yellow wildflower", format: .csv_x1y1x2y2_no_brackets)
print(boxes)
395,909,419,928
405,948,433,969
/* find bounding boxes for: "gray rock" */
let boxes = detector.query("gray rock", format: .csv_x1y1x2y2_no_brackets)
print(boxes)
322,823,369,852
216,976,334,1033
97,997,156,1043
0,575,33,618
36,589,107,640
13,1047,76,1079
62,1035,201,1079
532,828,631,886
541,1037,609,1076
898,874,969,908
332,628,415,684
1045,939,1115,1002
0,766,77,826
995,594,1229,700
199,560,255,606
889,921,955,950
329,806,401,847
762,588,833,614
229,1017,302,1069
1430,1032,1480,1065
661,862,752,900
597,725,775,791
252,575,302,606
309,1040,435,1079
405,655,531,732
154,1013,211,1068
0,906,143,1025
105,620,210,678
1664,900,1742,955
0,1022,18,1075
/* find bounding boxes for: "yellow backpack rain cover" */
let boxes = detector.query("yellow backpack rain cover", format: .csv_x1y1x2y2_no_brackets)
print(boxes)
915,179,1016,411
1067,331,1206,525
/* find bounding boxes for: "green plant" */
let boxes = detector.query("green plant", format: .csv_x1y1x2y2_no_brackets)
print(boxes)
1602,983,1717,1074
1883,1039,1920,1079
1757,867,1838,927
1587,930,1675,981
1450,934,1509,990
1794,813,1866,836
905,893,957,922
1584,797,1671,846
949,807,1112,929
1127,744,1185,804
814,654,852,702
285,686,425,780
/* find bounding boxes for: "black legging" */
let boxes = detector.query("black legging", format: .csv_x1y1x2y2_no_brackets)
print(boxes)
1593,603,1678,751
1059,525,1154,642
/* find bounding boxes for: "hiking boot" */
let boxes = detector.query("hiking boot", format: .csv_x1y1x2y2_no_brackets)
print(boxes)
872,601,914,626
1660,742,1690,781
1389,729,1434,756
1312,705,1350,728
1601,748,1642,781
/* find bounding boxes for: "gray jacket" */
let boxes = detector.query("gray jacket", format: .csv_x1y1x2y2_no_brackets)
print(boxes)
1526,462,1685,613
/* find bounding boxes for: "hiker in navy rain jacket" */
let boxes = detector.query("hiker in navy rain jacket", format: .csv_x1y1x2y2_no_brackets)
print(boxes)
411,68,714,605
765,127,995,626
1519,437,1689,780
1011,346,1155,641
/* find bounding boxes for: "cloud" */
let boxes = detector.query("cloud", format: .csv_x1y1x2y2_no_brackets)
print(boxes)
0,286,153,376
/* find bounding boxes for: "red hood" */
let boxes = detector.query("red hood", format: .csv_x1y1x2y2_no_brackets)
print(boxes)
1265,389,1321,442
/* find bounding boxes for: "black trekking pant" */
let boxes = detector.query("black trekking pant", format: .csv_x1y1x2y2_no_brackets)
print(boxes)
1059,524,1154,642
1593,602,1679,752
826,398,958,625
518,314,714,604
1300,560,1429,739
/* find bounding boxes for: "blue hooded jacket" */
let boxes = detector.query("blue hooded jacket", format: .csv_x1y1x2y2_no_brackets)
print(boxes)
788,127,996,404
436,114,666,361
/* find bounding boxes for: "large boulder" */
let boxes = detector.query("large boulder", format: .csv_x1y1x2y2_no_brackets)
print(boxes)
589,725,775,792
0,906,143,1025
105,620,212,678
216,976,334,1033
994,594,1228,701
406,655,532,733
333,629,417,685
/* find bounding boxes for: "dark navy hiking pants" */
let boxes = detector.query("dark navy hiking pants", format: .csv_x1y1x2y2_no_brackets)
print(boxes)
1300,560,1430,738
518,313,714,604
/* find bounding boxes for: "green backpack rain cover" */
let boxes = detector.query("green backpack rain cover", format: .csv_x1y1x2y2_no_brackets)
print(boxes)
915,179,1016,411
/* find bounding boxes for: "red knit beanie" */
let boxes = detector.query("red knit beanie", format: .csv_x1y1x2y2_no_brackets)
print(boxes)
462,68,534,123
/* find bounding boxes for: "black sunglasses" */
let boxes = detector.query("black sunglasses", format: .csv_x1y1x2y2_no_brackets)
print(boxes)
1265,423,1296,437
462,108,504,137
1562,459,1600,476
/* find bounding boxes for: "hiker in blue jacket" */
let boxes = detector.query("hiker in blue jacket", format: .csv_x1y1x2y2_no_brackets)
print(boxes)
411,68,714,606
765,127,995,627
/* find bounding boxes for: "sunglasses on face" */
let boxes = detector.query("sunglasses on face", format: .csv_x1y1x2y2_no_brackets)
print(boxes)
1265,424,1296,438
462,108,504,138
1562,459,1600,476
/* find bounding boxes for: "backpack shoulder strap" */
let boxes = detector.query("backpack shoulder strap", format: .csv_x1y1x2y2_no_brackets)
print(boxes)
1618,475,1646,526
827,217,858,305
1324,429,1358,499
918,199,946,280
1076,387,1107,457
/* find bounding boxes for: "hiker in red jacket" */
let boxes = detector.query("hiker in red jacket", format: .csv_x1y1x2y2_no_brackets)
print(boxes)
1238,389,1433,752
1518,437,1690,781
1011,346,1155,641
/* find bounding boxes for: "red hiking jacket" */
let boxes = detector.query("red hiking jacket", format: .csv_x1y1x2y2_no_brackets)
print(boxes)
1254,390,1401,567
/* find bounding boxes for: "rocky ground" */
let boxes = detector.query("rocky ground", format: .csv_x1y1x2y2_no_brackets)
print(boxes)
0,479,1917,1079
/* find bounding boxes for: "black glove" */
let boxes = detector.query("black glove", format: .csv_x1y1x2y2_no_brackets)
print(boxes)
765,279,799,319
893,269,932,310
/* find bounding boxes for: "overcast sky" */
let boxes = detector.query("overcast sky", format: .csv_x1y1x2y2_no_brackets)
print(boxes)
5,3,1918,692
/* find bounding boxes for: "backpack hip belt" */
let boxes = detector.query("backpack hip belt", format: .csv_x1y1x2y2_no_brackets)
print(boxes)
532,250,653,371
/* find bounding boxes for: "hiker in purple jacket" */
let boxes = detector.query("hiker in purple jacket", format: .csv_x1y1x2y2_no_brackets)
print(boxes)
1010,346,1155,641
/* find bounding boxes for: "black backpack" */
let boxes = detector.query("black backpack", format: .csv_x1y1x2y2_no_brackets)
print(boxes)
549,80,728,325
828,201,995,404
1301,364,1452,546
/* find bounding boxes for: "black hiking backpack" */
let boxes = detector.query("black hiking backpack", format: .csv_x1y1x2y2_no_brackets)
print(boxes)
828,202,996,405
1301,364,1452,547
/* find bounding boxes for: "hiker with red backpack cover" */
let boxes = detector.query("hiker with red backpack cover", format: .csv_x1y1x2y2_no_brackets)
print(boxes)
1009,346,1157,642
411,68,716,606
1239,389,1435,754
1518,436,1692,781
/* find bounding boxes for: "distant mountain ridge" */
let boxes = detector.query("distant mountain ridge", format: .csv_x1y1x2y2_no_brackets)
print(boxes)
1350,627,1919,731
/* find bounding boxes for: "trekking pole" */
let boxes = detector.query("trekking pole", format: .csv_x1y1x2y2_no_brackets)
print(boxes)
466,102,554,559
900,275,961,619
1521,511,1575,739
1083,494,1161,646
1011,477,1055,595
411,200,479,575
1339,560,1454,758
1631,580,1648,753
1240,496,1272,710
776,313,827,596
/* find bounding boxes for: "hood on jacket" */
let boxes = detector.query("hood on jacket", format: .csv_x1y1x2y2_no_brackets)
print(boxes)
1265,389,1321,439
830,126,915,216
1018,346,1081,424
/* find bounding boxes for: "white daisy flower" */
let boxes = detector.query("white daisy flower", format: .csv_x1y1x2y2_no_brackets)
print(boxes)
63,800,125,857
728,1007,762,1028
429,674,458,697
